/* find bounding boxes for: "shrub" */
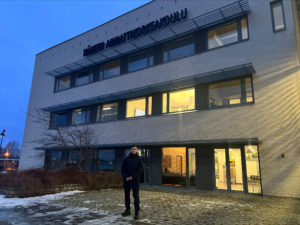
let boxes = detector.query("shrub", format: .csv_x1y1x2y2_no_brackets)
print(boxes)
0,169,123,197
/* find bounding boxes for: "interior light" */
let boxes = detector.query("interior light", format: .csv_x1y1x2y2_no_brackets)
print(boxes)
103,107,112,111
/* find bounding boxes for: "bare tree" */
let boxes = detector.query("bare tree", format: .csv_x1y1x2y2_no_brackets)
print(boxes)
30,108,98,171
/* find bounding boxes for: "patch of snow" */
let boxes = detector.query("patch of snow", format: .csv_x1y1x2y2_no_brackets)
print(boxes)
84,200,95,204
0,190,84,209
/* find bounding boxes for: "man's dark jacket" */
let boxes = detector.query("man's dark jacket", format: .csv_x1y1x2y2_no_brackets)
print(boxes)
121,152,143,188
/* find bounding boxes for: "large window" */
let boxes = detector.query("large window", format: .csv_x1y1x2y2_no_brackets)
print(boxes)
164,35,195,62
76,70,92,86
72,108,87,125
55,75,71,91
129,51,153,72
97,102,118,122
270,0,285,32
209,77,253,107
126,96,152,118
96,149,115,170
163,88,195,113
208,18,248,49
67,151,81,168
104,59,120,78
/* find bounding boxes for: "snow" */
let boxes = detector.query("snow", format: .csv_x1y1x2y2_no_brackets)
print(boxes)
0,190,84,209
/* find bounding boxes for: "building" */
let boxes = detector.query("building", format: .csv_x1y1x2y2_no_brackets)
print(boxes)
19,0,300,198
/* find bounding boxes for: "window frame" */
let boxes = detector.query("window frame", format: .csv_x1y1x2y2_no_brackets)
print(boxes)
163,34,196,62
96,102,119,122
72,108,88,125
207,16,249,51
163,87,196,114
55,75,71,92
75,70,93,87
128,50,154,72
103,59,121,79
126,96,152,119
208,76,254,109
270,0,286,33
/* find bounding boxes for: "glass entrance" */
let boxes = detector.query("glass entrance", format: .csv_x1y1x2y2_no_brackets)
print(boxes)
214,148,227,190
229,148,244,191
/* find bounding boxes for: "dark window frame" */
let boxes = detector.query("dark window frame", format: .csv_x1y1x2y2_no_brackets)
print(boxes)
55,74,71,92
128,50,154,72
207,16,249,51
208,75,254,109
96,102,119,122
162,87,196,114
125,96,152,119
270,0,286,33
163,34,196,62
75,70,93,87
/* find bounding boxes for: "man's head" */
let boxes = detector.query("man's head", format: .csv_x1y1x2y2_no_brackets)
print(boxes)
131,145,138,155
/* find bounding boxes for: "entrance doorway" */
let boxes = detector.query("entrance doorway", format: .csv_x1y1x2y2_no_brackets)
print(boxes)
214,145,262,194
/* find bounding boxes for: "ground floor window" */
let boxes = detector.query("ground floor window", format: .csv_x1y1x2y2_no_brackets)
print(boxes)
96,149,115,171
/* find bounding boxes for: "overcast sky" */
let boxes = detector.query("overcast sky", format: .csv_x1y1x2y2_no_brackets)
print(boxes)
0,0,151,149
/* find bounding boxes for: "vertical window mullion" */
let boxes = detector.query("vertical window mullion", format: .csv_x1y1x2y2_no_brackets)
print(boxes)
241,77,246,104
167,92,170,113
237,19,242,42
145,97,149,116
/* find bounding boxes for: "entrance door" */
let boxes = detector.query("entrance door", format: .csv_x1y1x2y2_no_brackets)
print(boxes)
214,147,244,192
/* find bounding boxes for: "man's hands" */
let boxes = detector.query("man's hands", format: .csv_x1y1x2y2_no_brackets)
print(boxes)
126,176,133,181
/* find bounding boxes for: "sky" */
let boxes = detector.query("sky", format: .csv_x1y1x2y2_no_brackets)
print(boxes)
0,0,151,149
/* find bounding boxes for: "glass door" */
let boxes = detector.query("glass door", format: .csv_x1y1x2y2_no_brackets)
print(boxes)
214,148,227,190
229,148,244,191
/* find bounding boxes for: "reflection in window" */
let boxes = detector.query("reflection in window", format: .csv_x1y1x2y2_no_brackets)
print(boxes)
245,77,254,103
162,147,186,186
129,51,153,72
241,19,248,40
104,59,120,78
56,75,71,91
229,148,244,191
97,103,118,122
164,35,195,62
53,112,68,127
163,88,195,113
208,23,238,49
72,108,87,125
209,79,242,107
76,71,92,86
126,96,152,118
51,151,62,162
49,151,64,170
271,0,285,32
245,145,261,194
97,149,115,170
67,151,81,168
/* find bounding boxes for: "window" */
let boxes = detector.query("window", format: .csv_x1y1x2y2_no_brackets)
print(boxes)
164,35,195,62
271,0,286,32
55,75,71,91
51,151,62,162
76,70,92,86
52,112,68,127
72,108,87,125
104,59,120,78
129,51,153,72
163,88,195,113
208,18,248,49
209,77,253,107
67,151,81,168
97,102,118,122
96,149,115,170
126,96,152,118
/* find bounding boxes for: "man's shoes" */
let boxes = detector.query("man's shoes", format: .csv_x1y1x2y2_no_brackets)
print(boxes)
134,211,139,220
121,210,131,217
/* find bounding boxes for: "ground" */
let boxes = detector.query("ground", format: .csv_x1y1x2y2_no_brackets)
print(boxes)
0,186,300,225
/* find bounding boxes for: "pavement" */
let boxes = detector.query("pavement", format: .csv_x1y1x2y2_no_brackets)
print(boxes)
1,186,300,225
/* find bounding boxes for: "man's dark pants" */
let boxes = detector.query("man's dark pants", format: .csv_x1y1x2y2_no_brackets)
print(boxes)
124,186,140,212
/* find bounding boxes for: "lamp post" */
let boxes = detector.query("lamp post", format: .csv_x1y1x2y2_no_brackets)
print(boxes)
0,129,5,152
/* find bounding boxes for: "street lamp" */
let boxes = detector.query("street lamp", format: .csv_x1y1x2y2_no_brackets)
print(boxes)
0,129,5,151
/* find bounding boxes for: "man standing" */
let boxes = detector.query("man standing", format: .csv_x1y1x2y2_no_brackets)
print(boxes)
121,145,143,220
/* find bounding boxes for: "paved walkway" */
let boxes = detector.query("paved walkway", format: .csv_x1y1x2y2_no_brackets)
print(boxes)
1,186,300,224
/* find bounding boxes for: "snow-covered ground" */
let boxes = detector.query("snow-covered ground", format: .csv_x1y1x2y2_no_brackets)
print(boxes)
0,191,136,225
